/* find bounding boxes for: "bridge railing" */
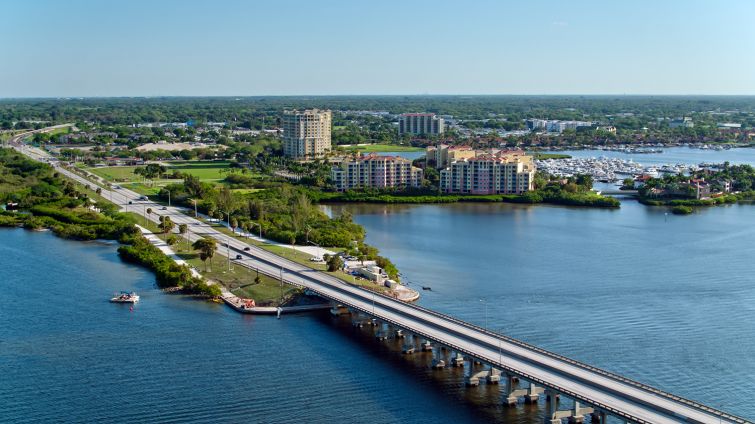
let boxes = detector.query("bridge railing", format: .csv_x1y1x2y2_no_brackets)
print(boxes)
228,243,746,423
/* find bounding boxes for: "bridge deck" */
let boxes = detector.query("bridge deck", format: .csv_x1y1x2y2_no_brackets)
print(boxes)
10,130,748,424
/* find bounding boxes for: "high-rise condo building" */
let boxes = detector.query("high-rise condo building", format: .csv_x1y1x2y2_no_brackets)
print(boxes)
398,113,445,136
282,109,332,159
331,154,423,191
439,151,535,195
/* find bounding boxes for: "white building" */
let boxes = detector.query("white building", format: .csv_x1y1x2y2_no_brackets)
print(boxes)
440,151,535,195
282,109,332,159
398,113,445,136
331,154,423,191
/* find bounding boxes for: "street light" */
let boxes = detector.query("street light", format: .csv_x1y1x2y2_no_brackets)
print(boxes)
192,199,198,217
251,221,262,239
480,299,488,331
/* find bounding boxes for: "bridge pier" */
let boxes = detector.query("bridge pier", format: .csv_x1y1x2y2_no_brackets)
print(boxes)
450,351,464,367
329,304,350,316
431,346,446,369
589,411,607,424
464,359,490,386
421,339,433,351
402,333,416,354
543,392,594,424
486,367,501,384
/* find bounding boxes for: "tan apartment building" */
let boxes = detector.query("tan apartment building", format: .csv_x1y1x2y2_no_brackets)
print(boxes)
331,154,423,191
426,144,476,168
282,109,332,159
439,151,535,195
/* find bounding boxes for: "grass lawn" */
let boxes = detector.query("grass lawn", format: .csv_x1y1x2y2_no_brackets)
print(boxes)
205,222,389,293
340,144,423,153
122,212,299,305
88,166,142,181
87,161,232,181
170,241,300,306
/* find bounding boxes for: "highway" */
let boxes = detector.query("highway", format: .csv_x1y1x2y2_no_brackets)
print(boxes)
7,128,749,424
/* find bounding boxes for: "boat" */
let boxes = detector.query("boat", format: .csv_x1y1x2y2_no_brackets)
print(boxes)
110,291,140,303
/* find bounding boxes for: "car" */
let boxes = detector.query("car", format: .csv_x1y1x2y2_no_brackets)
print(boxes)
138,196,148,201
235,254,242,260
243,247,250,251
128,201,132,205
160,206,167,210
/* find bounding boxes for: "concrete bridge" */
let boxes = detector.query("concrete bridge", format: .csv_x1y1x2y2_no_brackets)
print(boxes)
9,131,749,424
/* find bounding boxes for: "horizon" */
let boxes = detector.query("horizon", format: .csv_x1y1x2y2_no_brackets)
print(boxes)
2,0,754,97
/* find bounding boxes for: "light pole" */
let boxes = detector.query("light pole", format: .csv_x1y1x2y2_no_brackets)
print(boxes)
480,299,488,331
279,266,284,304
192,199,198,217
251,222,262,240
308,241,321,261
226,242,231,272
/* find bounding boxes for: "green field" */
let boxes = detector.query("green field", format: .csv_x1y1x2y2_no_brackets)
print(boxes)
88,161,232,182
340,144,423,153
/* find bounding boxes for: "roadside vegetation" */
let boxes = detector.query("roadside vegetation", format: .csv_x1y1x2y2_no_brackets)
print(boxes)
0,147,218,297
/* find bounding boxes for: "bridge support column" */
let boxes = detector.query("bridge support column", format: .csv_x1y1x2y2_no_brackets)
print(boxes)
589,411,607,424
525,383,545,404
431,346,446,369
544,389,559,424
486,367,501,384
450,351,464,367
567,401,594,424
421,339,433,351
402,333,416,354
329,303,350,316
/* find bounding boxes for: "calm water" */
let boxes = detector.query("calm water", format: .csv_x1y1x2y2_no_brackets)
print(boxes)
3,197,755,422
377,146,755,167
551,146,755,167
0,229,544,423
325,200,755,421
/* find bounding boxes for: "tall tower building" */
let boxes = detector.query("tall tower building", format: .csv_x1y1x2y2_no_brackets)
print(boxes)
282,109,332,159
398,113,445,136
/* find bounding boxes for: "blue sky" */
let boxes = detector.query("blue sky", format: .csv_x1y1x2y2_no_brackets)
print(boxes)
1,0,753,97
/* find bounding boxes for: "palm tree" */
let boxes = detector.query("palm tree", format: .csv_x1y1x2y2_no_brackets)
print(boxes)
192,237,217,272
178,223,188,249
159,216,175,234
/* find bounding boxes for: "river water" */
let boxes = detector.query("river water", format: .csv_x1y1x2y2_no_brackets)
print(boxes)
375,146,755,167
3,145,755,422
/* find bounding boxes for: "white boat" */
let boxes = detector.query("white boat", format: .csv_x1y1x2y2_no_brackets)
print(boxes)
110,291,140,303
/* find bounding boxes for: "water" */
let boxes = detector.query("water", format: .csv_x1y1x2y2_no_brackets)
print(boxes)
4,196,755,422
0,229,530,423
375,146,755,168
559,146,755,167
324,200,755,421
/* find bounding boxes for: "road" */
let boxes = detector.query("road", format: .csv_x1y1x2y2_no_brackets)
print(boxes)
7,129,748,424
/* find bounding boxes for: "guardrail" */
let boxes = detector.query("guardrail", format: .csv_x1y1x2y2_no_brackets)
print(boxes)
39,151,749,424
226,241,747,423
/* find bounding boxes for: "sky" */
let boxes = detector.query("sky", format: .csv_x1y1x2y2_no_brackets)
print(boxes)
1,0,754,97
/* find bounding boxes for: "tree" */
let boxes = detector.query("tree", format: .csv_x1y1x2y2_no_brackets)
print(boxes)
178,223,189,248
159,216,175,234
324,254,344,272
230,217,238,233
192,237,217,271
166,235,179,245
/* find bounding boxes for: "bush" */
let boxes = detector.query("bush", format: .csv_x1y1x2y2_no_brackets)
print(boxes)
671,205,693,215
